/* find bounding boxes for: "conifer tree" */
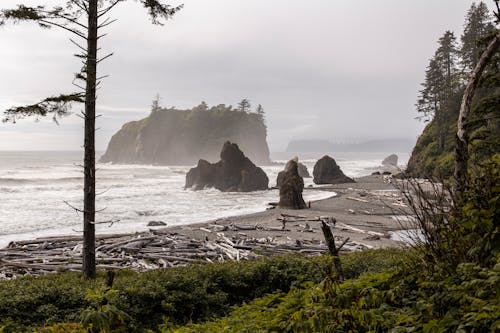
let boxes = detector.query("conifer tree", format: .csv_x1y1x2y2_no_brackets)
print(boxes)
237,98,251,113
460,1,495,72
1,0,182,280
417,31,460,151
151,94,162,113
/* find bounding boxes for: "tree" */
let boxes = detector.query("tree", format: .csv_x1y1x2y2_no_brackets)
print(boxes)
1,0,182,280
151,94,162,113
193,101,208,112
256,104,264,116
416,58,444,122
237,98,251,113
460,1,495,72
417,31,461,151
455,2,500,193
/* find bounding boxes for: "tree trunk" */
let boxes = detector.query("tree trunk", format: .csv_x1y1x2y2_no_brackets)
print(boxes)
320,221,344,282
454,31,500,193
83,0,98,280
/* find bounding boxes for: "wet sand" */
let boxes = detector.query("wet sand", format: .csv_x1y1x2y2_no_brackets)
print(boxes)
165,174,411,249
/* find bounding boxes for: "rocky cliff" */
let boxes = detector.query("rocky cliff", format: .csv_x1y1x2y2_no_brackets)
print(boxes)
100,104,271,165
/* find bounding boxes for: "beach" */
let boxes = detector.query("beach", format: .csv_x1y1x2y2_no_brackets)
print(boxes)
168,174,410,247
0,174,413,278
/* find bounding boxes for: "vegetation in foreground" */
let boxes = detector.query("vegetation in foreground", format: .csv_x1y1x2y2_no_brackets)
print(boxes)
0,248,405,332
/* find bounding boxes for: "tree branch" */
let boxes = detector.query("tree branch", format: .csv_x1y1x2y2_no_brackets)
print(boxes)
3,93,84,123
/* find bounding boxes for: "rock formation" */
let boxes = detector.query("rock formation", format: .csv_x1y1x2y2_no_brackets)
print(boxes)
278,159,307,209
277,160,310,188
100,104,270,165
185,141,269,192
298,162,311,178
313,155,355,184
382,154,398,166
378,154,401,174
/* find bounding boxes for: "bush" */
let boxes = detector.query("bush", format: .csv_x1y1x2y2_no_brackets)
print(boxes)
168,259,500,333
0,249,405,331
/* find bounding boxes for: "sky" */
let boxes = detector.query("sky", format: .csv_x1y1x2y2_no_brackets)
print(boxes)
0,0,491,151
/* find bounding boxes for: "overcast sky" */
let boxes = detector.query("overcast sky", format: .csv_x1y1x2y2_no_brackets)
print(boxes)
0,0,490,151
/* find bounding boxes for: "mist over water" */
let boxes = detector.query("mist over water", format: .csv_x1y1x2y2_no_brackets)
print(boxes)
0,151,408,248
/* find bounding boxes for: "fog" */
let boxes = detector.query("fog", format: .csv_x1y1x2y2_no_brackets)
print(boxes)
0,0,483,151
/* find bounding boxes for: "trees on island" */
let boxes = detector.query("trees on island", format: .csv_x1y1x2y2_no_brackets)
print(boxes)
0,0,182,280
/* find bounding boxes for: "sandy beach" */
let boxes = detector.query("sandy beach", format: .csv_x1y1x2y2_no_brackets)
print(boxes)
170,174,411,248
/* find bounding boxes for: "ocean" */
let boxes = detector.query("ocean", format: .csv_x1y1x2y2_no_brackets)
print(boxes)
0,151,409,248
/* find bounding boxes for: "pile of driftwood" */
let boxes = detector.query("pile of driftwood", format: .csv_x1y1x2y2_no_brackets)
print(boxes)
0,216,368,279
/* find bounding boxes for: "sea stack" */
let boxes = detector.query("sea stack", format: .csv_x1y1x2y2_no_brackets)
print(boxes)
277,160,310,187
382,154,398,167
278,159,307,209
313,155,355,184
185,141,269,192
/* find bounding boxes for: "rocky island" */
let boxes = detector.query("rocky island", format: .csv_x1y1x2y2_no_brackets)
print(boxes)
185,141,269,192
100,103,270,165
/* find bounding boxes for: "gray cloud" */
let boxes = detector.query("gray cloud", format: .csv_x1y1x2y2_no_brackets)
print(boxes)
0,0,484,151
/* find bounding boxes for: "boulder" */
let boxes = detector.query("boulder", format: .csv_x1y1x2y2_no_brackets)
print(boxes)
381,154,398,166
185,141,269,192
278,159,307,209
147,221,167,227
313,155,355,184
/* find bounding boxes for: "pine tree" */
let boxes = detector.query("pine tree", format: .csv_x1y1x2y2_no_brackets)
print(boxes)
256,104,264,116
417,58,444,121
460,2,495,73
417,31,461,151
237,98,251,113
151,94,162,113
1,1,181,280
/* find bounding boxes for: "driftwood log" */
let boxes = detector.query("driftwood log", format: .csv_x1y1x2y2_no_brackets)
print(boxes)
321,220,347,282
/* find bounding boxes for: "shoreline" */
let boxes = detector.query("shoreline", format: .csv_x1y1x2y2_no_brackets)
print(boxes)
0,174,413,278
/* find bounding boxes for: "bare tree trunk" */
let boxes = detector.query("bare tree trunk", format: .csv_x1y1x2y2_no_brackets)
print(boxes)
454,31,500,193
83,0,98,280
320,220,344,282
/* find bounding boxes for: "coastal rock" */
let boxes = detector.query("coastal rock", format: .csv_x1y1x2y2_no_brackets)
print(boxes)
298,162,311,178
278,159,307,209
382,154,398,166
377,154,401,174
276,160,310,188
313,155,355,184
185,141,269,192
147,221,167,227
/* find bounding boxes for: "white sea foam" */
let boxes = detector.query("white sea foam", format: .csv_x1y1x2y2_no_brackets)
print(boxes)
0,151,406,248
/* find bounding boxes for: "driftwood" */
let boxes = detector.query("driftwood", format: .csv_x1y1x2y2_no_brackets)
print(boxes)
0,216,370,279
320,221,345,282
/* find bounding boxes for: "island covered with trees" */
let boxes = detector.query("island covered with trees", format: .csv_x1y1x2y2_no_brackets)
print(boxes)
100,100,271,165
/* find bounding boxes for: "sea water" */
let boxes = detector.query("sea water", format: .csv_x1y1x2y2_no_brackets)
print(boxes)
0,151,408,248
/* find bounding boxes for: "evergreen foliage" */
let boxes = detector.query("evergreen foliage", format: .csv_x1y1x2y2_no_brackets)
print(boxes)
408,1,499,178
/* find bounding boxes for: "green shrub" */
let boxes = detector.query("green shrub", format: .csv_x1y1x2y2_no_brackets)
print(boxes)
0,249,405,331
